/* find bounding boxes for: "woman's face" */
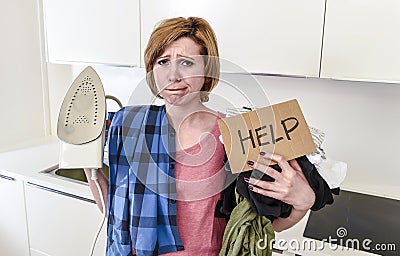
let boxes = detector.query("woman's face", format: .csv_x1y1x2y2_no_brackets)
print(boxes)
153,37,205,105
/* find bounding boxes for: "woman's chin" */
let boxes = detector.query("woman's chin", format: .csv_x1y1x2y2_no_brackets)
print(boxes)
166,95,184,105
165,94,198,106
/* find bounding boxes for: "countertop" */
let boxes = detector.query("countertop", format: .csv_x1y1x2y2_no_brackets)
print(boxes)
0,136,95,201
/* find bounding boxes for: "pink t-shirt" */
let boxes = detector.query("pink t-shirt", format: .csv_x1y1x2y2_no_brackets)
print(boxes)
164,115,227,256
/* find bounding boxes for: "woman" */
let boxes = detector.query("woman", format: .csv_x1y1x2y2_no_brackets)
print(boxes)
85,17,315,256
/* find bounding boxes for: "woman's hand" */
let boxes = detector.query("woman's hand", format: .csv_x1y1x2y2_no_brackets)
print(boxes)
247,151,315,211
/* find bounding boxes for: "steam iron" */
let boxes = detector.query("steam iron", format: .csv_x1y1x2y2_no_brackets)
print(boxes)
57,66,106,169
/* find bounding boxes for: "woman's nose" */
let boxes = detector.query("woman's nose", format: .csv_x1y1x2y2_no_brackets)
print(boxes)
167,61,181,83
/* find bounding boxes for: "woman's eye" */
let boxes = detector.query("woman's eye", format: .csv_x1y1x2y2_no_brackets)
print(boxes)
157,59,169,65
181,59,194,66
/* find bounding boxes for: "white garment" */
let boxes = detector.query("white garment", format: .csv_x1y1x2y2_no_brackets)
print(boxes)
306,151,347,189
306,125,347,189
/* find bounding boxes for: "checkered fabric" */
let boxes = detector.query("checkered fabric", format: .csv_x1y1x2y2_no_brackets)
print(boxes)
106,105,184,256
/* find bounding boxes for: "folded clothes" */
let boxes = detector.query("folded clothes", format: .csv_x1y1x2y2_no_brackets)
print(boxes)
236,155,335,221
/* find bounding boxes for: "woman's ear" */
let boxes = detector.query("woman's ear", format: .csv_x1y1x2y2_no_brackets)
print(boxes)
200,90,209,102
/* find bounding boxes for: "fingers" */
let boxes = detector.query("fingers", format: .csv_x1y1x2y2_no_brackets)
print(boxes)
289,159,308,182
289,159,302,172
246,152,295,200
249,160,279,180
248,178,276,191
246,159,278,194
248,184,283,200
247,152,293,182
245,153,314,209
247,178,290,203
259,151,292,172
249,151,297,179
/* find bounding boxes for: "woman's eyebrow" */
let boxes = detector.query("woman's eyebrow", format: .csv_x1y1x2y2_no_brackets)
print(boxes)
157,54,196,60
177,54,195,60
157,55,170,59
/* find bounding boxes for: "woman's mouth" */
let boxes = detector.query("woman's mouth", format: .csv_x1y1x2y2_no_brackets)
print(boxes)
165,87,188,93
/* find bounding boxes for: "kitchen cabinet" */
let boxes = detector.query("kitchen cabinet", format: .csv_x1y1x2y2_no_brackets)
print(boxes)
141,0,325,77
25,182,106,256
320,0,400,82
43,0,140,66
0,174,30,256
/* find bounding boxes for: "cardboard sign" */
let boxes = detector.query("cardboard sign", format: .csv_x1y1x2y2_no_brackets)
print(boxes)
218,99,316,174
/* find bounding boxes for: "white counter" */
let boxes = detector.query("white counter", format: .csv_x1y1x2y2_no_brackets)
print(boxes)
0,136,95,201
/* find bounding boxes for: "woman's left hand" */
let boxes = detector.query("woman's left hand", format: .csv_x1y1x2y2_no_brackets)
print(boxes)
247,151,315,211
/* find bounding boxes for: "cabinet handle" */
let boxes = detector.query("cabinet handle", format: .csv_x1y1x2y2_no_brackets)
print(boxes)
0,174,16,181
26,182,96,204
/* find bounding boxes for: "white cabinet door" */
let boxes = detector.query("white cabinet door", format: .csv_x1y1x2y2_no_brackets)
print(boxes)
25,183,106,256
43,0,140,66
0,174,30,256
320,0,400,82
141,0,325,77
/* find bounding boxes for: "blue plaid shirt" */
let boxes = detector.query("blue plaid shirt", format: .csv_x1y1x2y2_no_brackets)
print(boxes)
107,105,184,256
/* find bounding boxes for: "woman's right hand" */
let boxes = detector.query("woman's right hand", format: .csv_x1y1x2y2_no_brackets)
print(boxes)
247,152,315,211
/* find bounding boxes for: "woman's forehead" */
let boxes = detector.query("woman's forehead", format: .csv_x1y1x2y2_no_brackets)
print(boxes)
161,37,201,57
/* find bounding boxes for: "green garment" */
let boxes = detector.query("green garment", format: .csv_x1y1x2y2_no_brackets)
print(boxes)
220,191,275,256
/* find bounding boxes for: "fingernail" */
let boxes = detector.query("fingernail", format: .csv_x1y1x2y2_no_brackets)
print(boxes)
260,151,265,156
243,177,249,182
247,160,254,166
248,185,254,191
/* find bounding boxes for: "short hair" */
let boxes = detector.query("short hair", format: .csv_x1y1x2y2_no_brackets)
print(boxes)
144,17,220,102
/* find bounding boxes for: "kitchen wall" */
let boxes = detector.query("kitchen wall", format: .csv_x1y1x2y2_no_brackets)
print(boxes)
0,0,48,152
47,63,400,198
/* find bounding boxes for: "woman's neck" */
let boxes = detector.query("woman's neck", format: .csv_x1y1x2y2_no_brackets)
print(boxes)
165,101,211,131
